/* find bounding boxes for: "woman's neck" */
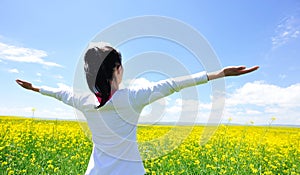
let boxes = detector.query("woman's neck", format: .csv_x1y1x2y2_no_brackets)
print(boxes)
110,79,119,95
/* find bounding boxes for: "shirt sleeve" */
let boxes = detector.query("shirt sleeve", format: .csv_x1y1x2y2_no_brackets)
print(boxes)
129,71,208,109
39,86,97,111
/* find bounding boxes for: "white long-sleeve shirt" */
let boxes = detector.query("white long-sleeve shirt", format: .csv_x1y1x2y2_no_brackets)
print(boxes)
39,71,208,175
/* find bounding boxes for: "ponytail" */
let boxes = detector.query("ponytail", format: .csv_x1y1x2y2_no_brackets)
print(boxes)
84,44,122,108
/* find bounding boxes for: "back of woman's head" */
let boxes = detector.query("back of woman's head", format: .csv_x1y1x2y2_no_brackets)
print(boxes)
84,43,122,108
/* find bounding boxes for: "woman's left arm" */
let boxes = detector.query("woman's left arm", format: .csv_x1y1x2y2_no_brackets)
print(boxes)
16,79,40,92
15,79,89,110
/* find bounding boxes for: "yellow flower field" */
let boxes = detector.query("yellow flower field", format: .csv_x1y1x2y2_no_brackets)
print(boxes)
0,116,299,174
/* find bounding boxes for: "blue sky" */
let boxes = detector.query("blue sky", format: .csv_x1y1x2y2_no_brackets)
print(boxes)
0,0,299,125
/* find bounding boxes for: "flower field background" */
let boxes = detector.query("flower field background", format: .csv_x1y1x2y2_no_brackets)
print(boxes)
1,116,299,175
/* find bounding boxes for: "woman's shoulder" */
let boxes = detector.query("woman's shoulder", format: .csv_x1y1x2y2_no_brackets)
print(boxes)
71,90,100,111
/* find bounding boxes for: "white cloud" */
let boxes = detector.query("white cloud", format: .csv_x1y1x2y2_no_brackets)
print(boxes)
292,30,300,38
271,15,300,49
139,81,300,125
164,98,182,114
8,68,19,73
245,109,262,115
139,96,212,124
0,42,62,67
227,81,300,108
123,77,153,89
224,81,300,125
57,83,72,90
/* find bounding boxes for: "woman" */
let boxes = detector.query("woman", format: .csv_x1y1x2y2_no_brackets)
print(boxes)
16,43,259,175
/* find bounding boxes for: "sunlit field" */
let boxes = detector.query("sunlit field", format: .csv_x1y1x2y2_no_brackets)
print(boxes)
1,116,299,175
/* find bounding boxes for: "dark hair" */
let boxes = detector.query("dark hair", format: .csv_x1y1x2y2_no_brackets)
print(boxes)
84,45,122,108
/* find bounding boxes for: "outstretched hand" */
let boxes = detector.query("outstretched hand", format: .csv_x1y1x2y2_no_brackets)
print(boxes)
223,65,259,77
207,65,259,81
16,79,40,92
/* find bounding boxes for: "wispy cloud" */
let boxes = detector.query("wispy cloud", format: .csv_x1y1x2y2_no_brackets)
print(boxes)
8,68,19,73
53,74,64,80
57,83,72,90
271,15,300,49
279,74,286,80
0,42,62,67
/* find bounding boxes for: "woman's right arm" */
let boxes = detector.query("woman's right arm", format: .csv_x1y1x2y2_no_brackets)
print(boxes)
129,71,209,109
129,65,259,109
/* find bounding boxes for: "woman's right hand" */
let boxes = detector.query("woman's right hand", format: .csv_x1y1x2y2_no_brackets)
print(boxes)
223,65,259,77
16,79,40,92
207,65,259,81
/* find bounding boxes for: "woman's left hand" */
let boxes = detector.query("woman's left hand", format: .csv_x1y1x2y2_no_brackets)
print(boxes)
16,79,40,92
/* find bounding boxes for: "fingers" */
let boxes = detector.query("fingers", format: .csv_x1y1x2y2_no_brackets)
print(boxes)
241,66,259,74
237,66,246,70
237,65,259,71
16,79,24,85
246,65,259,72
251,65,260,70
15,79,32,89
